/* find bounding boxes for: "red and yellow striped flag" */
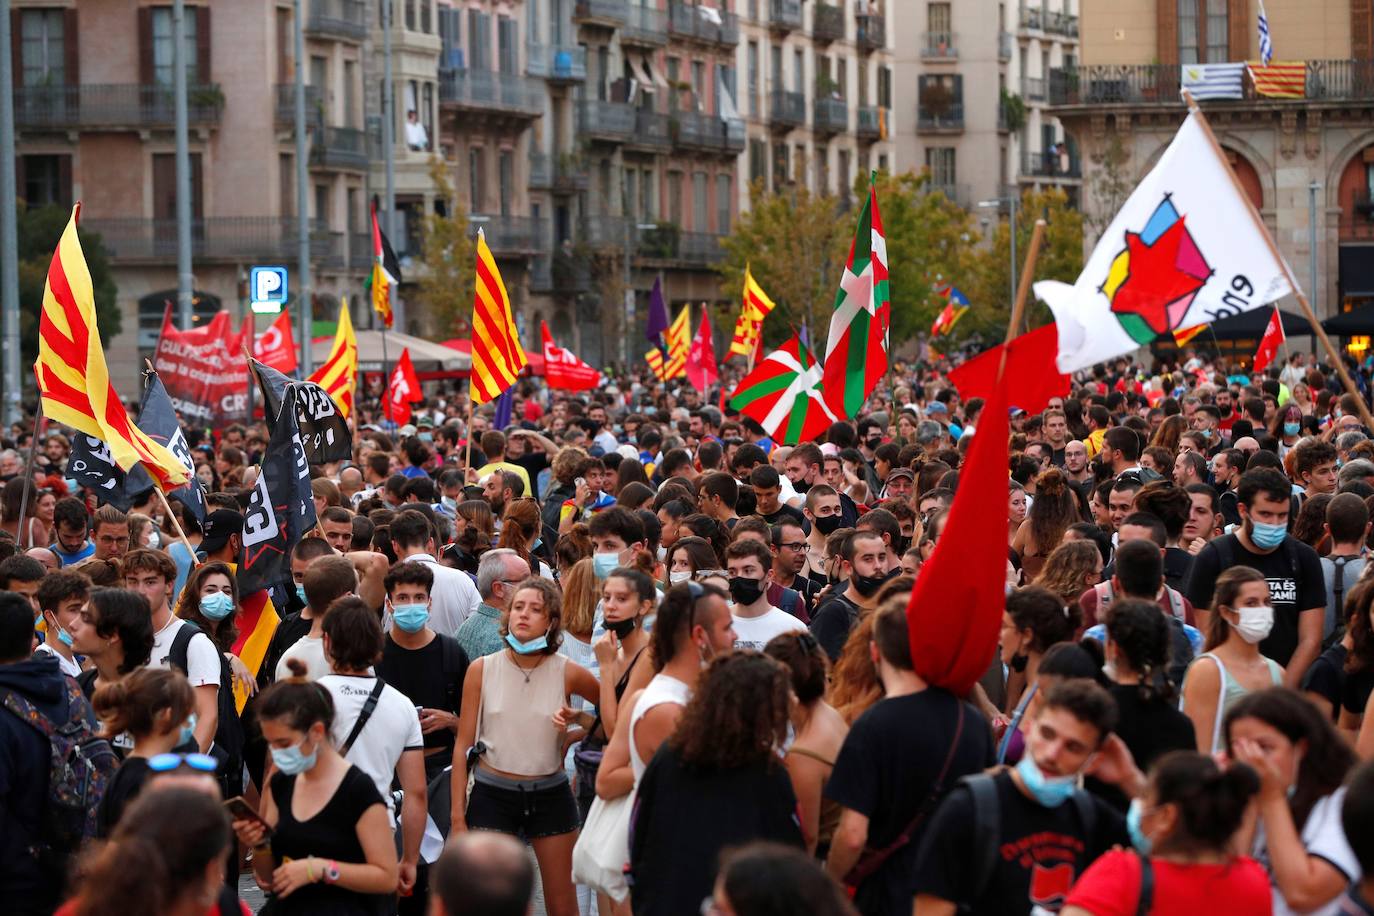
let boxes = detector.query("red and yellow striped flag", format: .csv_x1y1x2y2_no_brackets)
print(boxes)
1172,323,1208,347
645,347,668,380
308,299,358,418
1247,61,1305,99
470,228,527,404
730,265,776,358
664,305,691,378
36,203,189,491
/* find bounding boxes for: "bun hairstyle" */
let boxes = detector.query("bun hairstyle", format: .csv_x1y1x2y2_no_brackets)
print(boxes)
1038,640,1109,688
1149,751,1260,852
1105,598,1176,701
1035,467,1068,499
256,657,335,734
93,667,195,741
607,567,657,606
764,631,829,704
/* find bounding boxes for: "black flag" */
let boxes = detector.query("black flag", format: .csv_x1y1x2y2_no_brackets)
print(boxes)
66,434,151,511
248,357,352,463
136,369,208,523
239,384,318,594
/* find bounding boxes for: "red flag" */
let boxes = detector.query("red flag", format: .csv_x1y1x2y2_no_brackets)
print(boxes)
541,321,601,391
686,311,718,394
252,310,298,374
906,381,1010,694
1252,307,1285,373
384,348,422,425
947,323,1069,416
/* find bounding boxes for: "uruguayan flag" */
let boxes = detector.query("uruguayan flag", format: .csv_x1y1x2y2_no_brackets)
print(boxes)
1258,0,1274,65
1181,62,1245,100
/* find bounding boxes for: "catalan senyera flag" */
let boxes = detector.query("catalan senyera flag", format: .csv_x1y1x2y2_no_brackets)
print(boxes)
229,585,278,713
664,304,691,378
367,199,402,329
308,299,358,418
730,266,777,358
1172,323,1208,347
469,228,527,404
1247,60,1305,99
36,203,189,491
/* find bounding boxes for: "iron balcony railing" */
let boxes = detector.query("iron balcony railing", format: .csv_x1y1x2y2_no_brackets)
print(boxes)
309,126,369,171
1019,5,1042,30
856,13,884,50
526,45,587,82
769,88,805,127
812,3,844,42
923,31,957,60
1044,10,1078,37
274,83,324,126
438,69,543,116
1049,60,1374,106
631,108,672,150
917,103,964,132
305,0,367,42
999,31,1013,59
813,96,848,133
769,0,802,31
1022,76,1046,101
668,3,740,45
81,217,334,262
673,109,743,152
621,4,668,45
13,82,223,130
467,215,548,255
573,0,629,26
1021,149,1081,178
530,151,553,188
856,105,885,140
577,98,636,140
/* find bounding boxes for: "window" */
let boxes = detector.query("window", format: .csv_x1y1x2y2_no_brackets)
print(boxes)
770,44,782,88
1205,1,1229,62
838,148,851,204
750,139,767,185
422,83,434,146
152,6,198,85
280,153,294,217
1178,0,1199,64
19,154,71,208
344,61,357,127
624,167,636,218
836,56,847,99
794,144,807,188
793,48,804,93
420,0,432,33
468,11,490,70
877,65,891,107
439,6,462,68
642,168,656,220
925,147,956,187
772,141,788,186
314,184,330,224
20,9,65,86
405,0,417,31
668,171,683,224
599,159,612,214
469,147,485,212
499,150,513,217
667,57,680,111
716,174,731,233
692,60,705,111
692,171,708,230
748,41,759,115
498,16,518,74
816,147,829,195
928,2,951,34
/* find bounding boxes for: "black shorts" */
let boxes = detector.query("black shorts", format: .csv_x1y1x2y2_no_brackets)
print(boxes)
466,771,580,840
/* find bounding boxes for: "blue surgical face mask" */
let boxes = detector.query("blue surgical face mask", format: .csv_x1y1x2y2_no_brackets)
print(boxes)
46,611,74,648
1126,798,1153,854
270,738,318,776
593,551,621,580
199,591,234,621
1015,753,1080,808
419,432,434,442
505,630,549,655
441,495,457,511
1249,518,1288,549
391,603,430,633
1283,422,1301,437
295,584,308,608
178,713,198,748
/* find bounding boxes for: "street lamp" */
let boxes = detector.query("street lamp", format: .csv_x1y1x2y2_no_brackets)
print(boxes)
978,195,1019,312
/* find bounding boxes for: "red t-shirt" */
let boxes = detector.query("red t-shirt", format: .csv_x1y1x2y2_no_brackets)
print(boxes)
1063,849,1272,916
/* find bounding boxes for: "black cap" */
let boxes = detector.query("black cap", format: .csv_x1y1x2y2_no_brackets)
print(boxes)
199,508,244,554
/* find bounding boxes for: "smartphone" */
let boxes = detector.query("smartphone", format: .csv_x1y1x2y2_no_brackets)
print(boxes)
223,796,273,838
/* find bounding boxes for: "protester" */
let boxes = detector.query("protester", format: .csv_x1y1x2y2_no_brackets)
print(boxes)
429,832,535,916
68,587,155,702
707,842,857,916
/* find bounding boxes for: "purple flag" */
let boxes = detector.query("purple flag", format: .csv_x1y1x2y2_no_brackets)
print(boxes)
492,386,515,430
798,320,809,349
645,276,669,343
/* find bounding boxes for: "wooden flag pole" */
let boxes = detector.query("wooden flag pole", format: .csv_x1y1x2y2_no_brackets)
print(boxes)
155,487,200,568
997,219,1048,384
464,389,475,483
1182,91,1374,432
16,399,43,549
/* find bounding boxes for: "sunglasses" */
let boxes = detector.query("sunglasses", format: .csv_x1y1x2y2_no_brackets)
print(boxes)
148,752,219,774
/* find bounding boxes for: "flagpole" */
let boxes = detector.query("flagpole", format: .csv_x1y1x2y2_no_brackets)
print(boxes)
464,389,475,481
155,487,200,568
1182,91,1374,431
997,220,1048,383
15,398,41,549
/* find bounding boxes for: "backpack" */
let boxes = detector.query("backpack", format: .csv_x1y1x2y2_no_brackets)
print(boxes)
0,679,117,873
168,620,244,795
1323,554,1363,649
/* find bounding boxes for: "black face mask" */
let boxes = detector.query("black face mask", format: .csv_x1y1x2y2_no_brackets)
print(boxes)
894,534,911,555
605,617,637,640
814,515,843,536
866,437,882,450
851,567,896,598
728,576,766,606
793,480,811,495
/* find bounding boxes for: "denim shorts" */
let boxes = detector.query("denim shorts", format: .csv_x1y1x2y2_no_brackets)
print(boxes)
466,769,581,839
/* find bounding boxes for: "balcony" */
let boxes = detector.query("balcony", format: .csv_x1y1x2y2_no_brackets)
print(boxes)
555,154,591,191
438,69,543,120
769,0,802,32
856,105,886,141
622,4,668,47
629,108,672,151
673,110,745,154
467,215,548,257
813,97,848,135
526,45,587,83
999,31,1012,60
1022,76,1046,101
530,152,553,189
668,3,740,45
573,0,628,28
769,89,805,129
577,98,635,141
922,31,957,60
1044,10,1078,37
812,3,844,43
638,224,726,265
12,83,223,131
1021,149,1081,179
856,14,884,51
80,217,335,263
1049,61,1374,107
305,0,367,42
273,84,324,126
309,126,369,171
916,103,964,133
1019,6,1042,30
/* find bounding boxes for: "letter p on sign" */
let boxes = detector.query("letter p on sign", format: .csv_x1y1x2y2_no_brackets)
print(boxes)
250,266,289,314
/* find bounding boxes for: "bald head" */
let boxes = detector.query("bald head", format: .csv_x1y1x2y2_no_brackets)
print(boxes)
431,832,533,916
1233,436,1260,455
25,547,58,572
338,467,364,499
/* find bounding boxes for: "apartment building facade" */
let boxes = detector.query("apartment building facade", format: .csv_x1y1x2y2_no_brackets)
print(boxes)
1049,0,1374,321
13,0,373,391
736,0,894,209
890,0,1078,209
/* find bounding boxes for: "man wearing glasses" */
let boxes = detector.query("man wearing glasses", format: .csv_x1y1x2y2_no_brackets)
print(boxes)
771,518,822,614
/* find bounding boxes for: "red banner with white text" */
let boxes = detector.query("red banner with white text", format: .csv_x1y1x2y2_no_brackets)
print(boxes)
151,307,251,426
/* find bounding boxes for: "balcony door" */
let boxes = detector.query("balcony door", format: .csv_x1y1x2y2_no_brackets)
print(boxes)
152,152,204,253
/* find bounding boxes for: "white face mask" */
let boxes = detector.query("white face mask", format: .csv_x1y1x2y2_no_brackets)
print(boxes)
1232,605,1275,644
669,570,691,584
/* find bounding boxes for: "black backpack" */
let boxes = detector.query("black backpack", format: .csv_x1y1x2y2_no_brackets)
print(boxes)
168,621,244,794
0,679,117,876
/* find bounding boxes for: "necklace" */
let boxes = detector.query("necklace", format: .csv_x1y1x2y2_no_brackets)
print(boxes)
511,651,546,684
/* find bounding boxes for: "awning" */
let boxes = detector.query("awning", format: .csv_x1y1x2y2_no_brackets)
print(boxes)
646,55,670,90
1204,307,1313,340
440,337,545,376
312,330,471,373
1323,303,1374,336
629,55,654,90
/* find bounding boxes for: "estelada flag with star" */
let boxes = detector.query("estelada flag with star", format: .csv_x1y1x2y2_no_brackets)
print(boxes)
822,173,889,419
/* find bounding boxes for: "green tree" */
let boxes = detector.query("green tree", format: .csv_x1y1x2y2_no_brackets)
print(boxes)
19,203,120,367
412,156,474,337
1085,134,1133,245
717,178,850,345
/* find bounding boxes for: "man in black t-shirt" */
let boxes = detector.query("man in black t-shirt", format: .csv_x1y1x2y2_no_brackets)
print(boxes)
751,465,809,531
824,601,993,916
377,561,470,783
1184,468,1324,686
810,531,890,661
912,681,1136,916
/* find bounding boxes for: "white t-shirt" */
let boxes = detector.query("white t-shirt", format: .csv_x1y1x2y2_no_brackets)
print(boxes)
35,643,82,679
731,606,807,651
1253,787,1361,916
150,617,221,688
318,674,424,823
275,634,331,683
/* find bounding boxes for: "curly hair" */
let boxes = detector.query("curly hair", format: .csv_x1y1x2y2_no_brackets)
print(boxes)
497,497,542,569
1292,492,1333,553
828,612,882,724
500,577,564,654
174,561,239,652
1032,540,1101,609
1345,580,1374,675
1027,468,1080,554
669,652,791,772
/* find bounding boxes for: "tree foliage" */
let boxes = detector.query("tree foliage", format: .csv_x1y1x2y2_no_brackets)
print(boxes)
19,203,119,367
412,156,474,338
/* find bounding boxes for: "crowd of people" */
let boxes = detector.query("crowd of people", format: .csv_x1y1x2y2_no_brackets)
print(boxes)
10,347,1374,915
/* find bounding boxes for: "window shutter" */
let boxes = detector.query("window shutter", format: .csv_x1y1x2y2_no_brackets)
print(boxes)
1355,0,1373,60
1157,0,1178,67
1227,0,1249,61
57,155,73,209
196,6,211,82
14,157,26,203
138,6,154,84
63,8,79,85
10,10,21,88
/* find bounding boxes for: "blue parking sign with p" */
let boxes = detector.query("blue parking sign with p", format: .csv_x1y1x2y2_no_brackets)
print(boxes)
250,266,289,314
